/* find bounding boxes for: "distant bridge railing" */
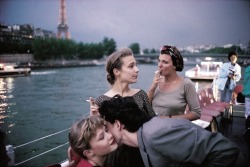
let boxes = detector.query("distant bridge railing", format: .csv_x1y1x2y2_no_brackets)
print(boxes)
134,53,249,58
134,53,250,66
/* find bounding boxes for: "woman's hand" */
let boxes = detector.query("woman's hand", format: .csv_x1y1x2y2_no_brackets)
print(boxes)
153,70,164,84
147,70,164,103
149,71,163,90
89,97,100,116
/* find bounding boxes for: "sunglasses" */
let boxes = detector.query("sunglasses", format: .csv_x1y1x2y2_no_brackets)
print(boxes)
160,45,176,58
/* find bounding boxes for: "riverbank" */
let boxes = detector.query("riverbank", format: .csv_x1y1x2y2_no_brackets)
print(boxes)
0,54,33,63
0,54,105,69
1,53,249,70
21,60,100,69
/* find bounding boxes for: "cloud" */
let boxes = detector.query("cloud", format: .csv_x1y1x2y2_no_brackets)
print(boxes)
1,0,249,49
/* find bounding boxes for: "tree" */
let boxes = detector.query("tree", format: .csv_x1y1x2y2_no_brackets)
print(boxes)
246,42,250,55
76,42,105,59
102,37,116,56
143,48,149,54
129,43,140,54
150,48,156,54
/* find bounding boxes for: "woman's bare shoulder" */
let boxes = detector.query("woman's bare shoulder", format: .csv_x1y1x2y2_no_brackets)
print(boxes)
131,88,141,95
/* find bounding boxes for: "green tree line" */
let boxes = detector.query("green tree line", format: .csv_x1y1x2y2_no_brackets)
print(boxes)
0,36,142,60
32,37,116,60
1,37,249,60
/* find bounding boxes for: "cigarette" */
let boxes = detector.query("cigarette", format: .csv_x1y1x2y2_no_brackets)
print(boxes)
86,100,90,102
155,70,159,74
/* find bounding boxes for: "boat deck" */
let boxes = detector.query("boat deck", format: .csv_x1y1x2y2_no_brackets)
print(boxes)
219,104,250,166
5,102,249,167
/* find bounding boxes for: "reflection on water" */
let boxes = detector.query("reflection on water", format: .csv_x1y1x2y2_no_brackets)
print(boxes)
0,78,15,126
0,66,110,166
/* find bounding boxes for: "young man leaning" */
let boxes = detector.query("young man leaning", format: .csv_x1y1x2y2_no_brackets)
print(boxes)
99,95,239,167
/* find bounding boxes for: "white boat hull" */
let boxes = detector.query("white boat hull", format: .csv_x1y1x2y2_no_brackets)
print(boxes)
0,64,31,77
185,61,222,81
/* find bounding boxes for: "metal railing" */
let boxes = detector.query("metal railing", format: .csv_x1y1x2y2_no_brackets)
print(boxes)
7,128,69,166
7,112,90,166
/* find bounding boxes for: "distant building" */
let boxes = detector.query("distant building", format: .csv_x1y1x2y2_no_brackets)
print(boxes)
0,22,57,54
0,22,56,44
34,28,56,39
0,22,12,42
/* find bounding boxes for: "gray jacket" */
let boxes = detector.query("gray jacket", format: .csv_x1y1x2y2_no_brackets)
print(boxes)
137,117,239,167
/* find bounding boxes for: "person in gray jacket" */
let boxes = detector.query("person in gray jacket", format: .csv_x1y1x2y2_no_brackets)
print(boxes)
99,95,239,167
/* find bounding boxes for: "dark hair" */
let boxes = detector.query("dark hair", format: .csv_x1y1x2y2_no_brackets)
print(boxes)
106,48,134,85
160,45,184,71
228,51,238,61
99,95,152,132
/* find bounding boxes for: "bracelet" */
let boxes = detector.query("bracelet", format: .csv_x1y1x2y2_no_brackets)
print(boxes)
169,115,172,118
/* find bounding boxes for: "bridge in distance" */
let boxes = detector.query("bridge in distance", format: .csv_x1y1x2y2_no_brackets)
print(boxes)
134,53,250,66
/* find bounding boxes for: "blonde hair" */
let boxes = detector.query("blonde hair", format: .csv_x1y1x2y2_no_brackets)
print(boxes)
68,116,105,159
106,48,134,85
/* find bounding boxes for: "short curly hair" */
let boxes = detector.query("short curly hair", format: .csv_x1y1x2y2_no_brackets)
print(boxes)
227,51,238,61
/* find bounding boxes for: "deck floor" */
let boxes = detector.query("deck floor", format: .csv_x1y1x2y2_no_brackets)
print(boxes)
218,104,250,167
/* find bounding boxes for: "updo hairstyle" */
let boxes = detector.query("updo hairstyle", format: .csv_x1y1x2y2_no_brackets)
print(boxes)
160,45,184,71
106,48,134,85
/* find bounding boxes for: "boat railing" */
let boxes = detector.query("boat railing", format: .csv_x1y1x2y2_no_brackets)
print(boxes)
7,112,90,166
6,128,70,166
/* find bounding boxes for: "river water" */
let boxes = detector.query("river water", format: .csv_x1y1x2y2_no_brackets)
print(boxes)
0,64,220,166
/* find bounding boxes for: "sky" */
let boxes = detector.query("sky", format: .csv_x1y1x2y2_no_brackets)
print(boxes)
0,0,250,50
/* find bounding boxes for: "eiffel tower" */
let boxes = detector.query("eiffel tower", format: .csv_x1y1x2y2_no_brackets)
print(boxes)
57,0,70,39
